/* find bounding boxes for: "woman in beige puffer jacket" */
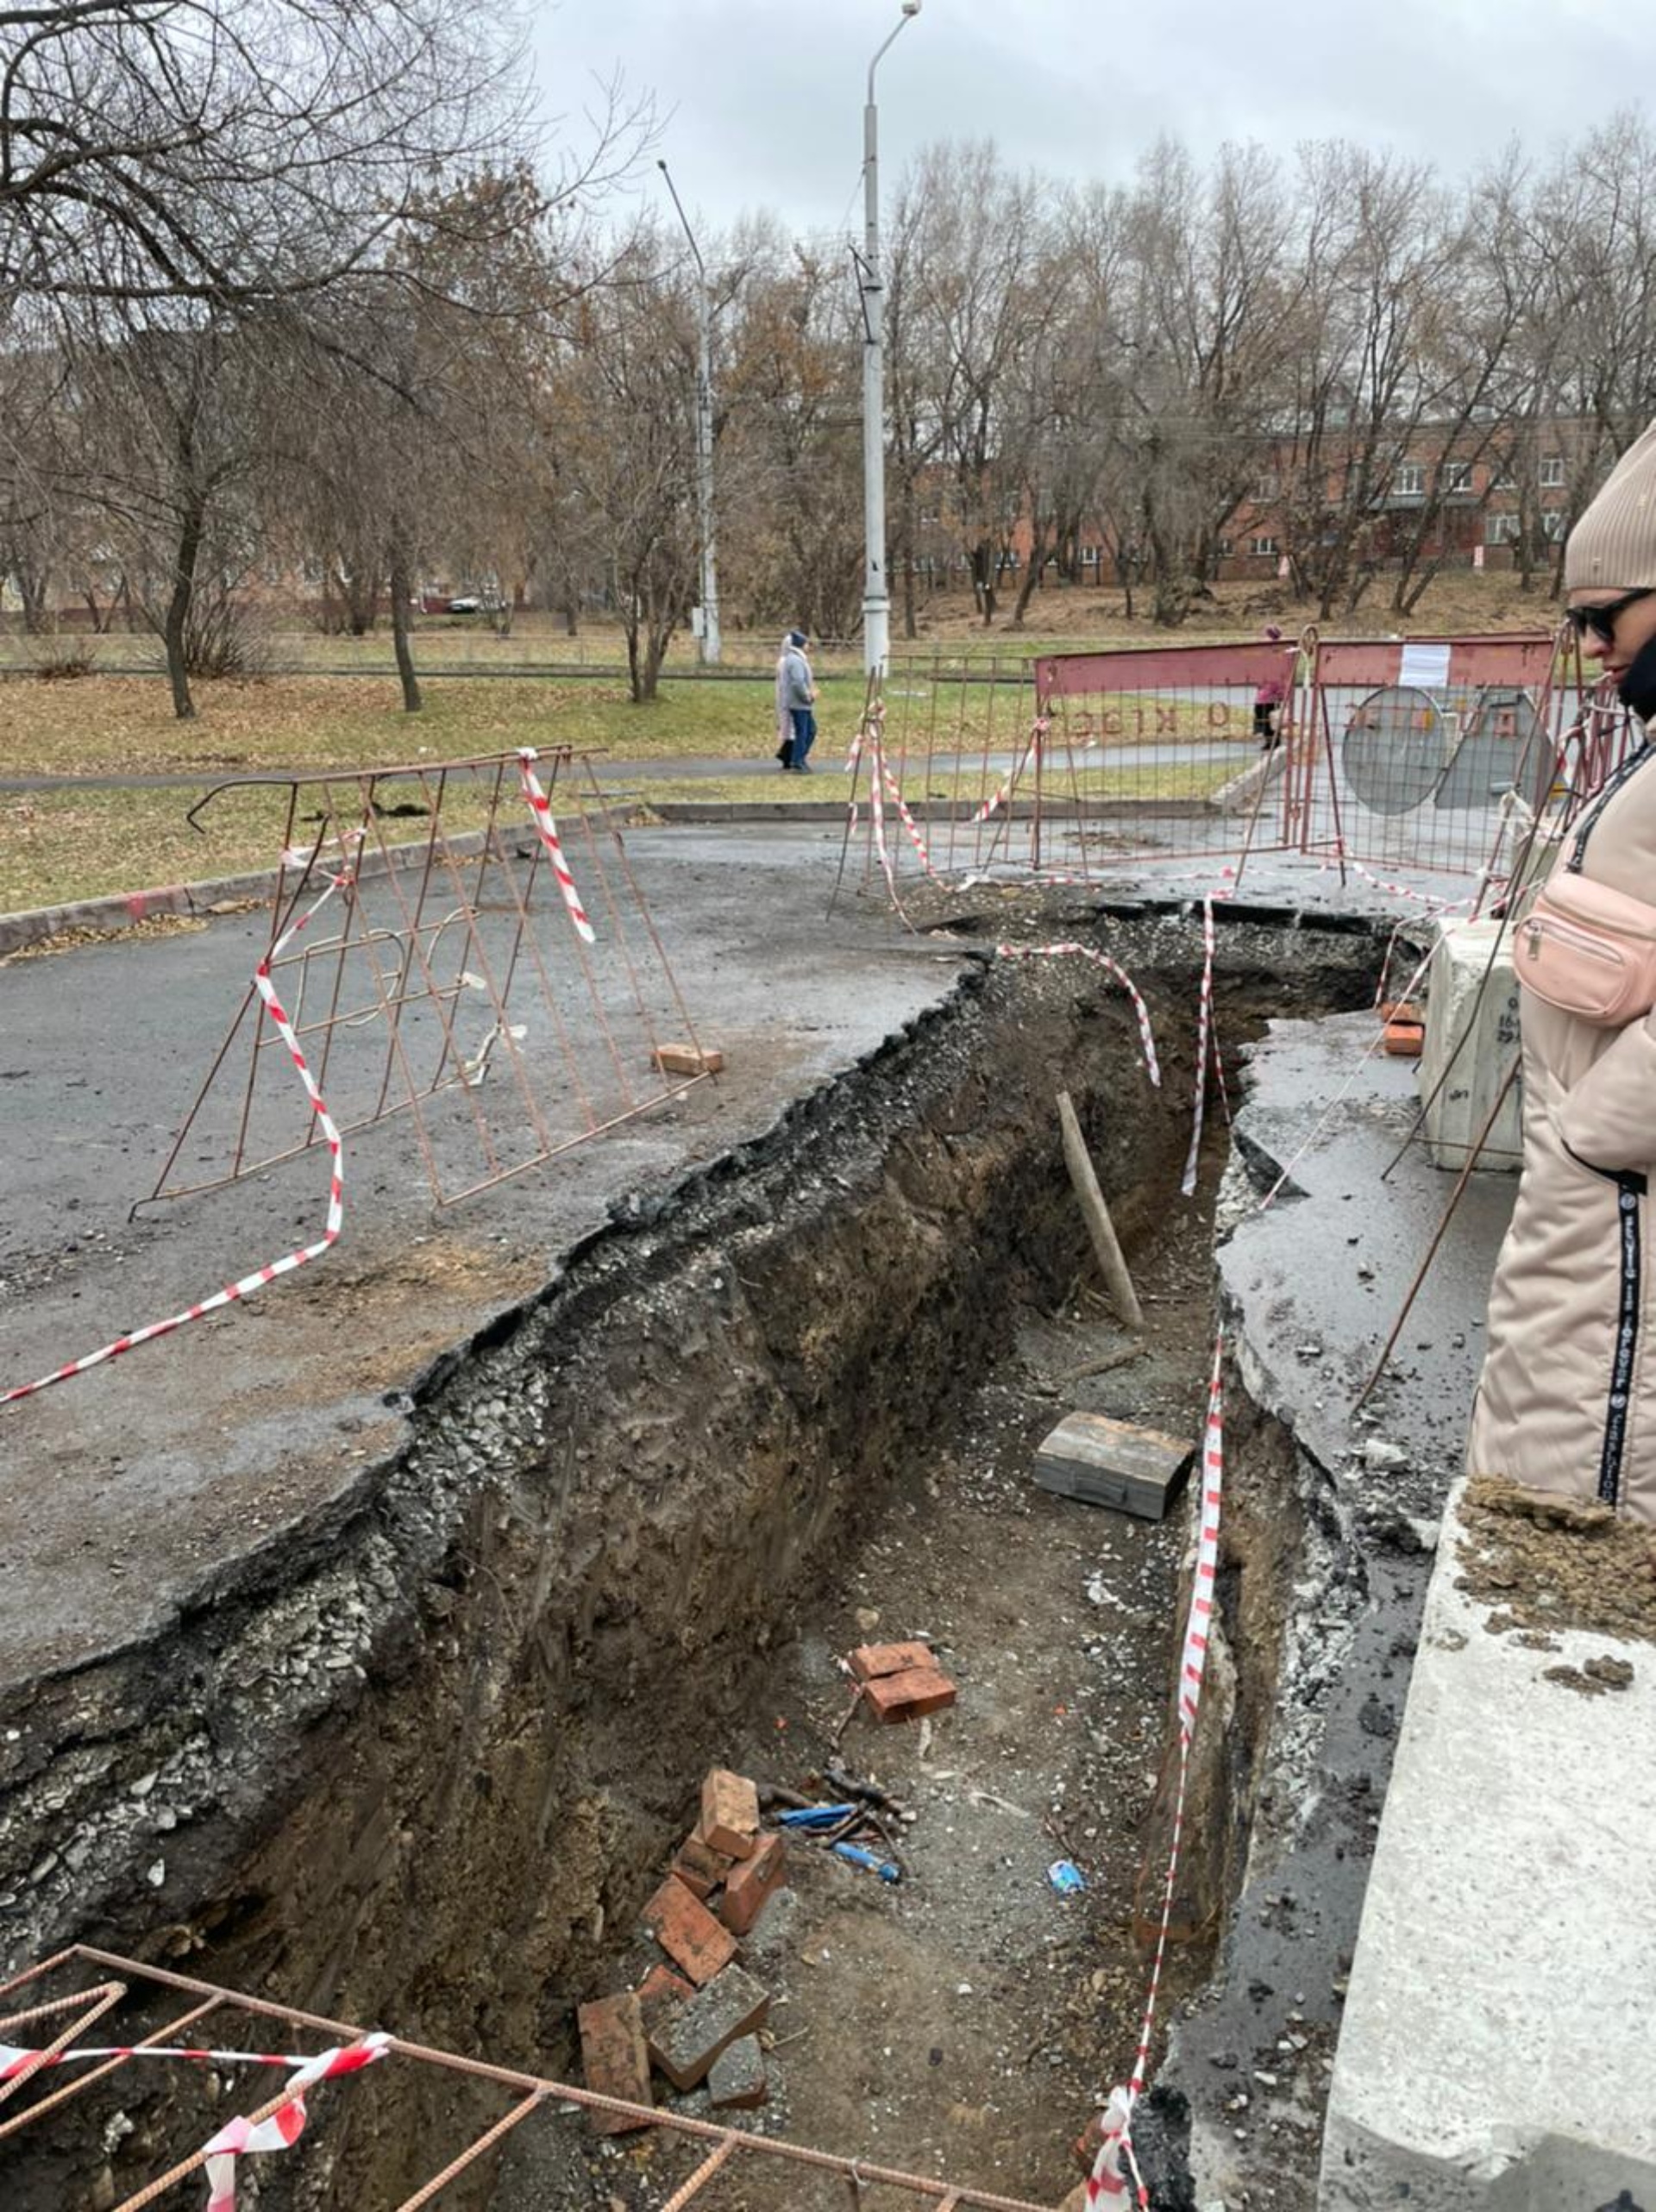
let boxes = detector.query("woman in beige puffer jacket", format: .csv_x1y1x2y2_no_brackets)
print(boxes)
1468,419,1656,1525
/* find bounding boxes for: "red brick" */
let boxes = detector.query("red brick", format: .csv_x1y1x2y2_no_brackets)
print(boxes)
636,1962,693,2052
651,1042,724,1076
719,1831,787,1936
862,1665,957,1724
642,1875,738,1985
849,1639,937,1682
576,1993,652,2134
672,1832,735,1902
637,1962,694,2009
1072,2110,1108,2170
699,1768,761,1860
1383,1018,1424,1058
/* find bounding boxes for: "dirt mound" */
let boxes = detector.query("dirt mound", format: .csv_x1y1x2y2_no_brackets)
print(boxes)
1457,1476,1656,1645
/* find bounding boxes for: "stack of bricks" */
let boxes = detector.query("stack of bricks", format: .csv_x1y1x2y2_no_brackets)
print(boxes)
578,1766,788,2127
849,1639,957,1725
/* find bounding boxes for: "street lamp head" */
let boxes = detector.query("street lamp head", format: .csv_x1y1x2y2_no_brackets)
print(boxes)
900,1,921,14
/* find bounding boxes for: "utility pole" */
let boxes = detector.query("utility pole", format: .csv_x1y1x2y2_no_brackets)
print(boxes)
658,160,721,667
859,0,922,681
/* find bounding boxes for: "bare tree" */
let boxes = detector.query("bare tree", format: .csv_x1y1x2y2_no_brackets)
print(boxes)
714,219,863,637
547,231,700,703
0,0,528,314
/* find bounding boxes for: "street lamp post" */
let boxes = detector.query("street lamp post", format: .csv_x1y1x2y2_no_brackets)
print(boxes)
658,160,721,667
860,0,921,681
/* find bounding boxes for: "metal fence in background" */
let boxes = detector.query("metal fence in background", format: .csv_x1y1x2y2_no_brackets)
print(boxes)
849,630,1637,907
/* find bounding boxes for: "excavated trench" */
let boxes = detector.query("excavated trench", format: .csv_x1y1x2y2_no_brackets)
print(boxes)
3,909,1385,2212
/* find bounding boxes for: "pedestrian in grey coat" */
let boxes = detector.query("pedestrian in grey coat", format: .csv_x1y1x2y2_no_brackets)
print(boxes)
775,629,818,772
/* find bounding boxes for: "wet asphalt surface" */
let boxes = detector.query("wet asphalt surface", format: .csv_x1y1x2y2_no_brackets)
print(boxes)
0,822,968,1684
0,829,1502,1697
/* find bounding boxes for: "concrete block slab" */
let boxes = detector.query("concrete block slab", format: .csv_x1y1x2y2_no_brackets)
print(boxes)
1420,919,1522,1171
645,1963,769,2093
707,2033,768,2109
1319,1481,1656,2210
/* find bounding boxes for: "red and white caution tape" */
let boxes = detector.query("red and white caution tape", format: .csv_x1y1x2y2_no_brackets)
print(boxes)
2,2040,367,2078
518,748,595,944
993,942,1161,1087
868,724,895,901
1088,1335,1225,2209
201,2034,389,2212
1180,897,1219,1197
973,716,1048,824
880,756,938,880
1319,845,1476,914
2,861,356,1407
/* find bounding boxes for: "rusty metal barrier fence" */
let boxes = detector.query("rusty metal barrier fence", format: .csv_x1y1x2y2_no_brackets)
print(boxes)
850,632,1634,906
138,748,708,1212
1295,633,1580,882
0,1948,1059,2212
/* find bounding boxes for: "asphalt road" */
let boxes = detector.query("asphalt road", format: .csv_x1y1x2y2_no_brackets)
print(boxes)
0,820,969,1686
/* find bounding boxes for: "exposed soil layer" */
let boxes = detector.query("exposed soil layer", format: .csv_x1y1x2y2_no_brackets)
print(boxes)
0,908,1379,2212
1457,1475,1656,1646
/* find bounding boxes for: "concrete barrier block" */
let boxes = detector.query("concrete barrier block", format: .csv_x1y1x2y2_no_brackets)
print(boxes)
1319,1481,1656,2209
1420,919,1522,1171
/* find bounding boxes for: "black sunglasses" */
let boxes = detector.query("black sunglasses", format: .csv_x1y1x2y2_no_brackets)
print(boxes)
1566,587,1656,646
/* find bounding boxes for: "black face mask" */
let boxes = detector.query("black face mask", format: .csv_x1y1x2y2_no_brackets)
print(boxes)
1617,633,1656,726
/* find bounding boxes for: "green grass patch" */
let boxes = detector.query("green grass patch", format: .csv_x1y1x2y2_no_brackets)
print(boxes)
0,666,1234,911
0,668,1046,780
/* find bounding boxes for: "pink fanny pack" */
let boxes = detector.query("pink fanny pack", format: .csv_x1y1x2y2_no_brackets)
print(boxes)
1519,868,1656,1025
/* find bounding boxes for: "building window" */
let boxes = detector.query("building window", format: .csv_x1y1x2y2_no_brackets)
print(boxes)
1392,462,1427,498
1490,462,1516,491
1080,545,1099,567
1442,461,1474,493
1539,455,1565,488
1216,537,1234,558
1541,509,1565,541
1253,470,1280,501
1249,534,1280,557
1485,513,1523,545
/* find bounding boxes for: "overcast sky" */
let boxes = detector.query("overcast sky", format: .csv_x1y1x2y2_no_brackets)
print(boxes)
533,0,1638,246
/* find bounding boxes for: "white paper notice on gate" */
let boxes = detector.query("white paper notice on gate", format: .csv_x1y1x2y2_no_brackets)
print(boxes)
1399,642,1452,692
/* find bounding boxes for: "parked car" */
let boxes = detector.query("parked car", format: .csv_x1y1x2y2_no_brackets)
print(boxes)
447,594,481,614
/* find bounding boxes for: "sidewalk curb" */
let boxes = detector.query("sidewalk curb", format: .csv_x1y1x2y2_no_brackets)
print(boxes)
0,829,488,960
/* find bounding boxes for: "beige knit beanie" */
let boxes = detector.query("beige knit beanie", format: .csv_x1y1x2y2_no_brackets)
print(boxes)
1565,417,1656,589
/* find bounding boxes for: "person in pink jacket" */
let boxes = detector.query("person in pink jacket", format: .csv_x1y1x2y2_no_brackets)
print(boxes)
1253,623,1286,748
1468,418,1656,1523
